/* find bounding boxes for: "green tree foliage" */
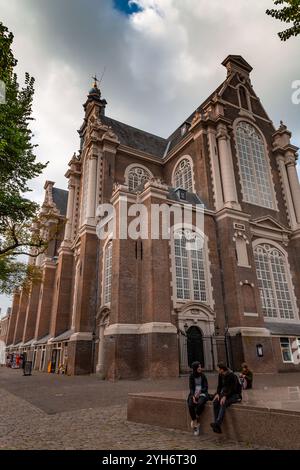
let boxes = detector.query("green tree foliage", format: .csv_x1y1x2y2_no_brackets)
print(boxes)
266,0,300,41
0,22,49,294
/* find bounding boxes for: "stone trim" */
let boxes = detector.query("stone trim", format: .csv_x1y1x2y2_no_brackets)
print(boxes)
218,98,274,125
215,207,251,222
228,327,271,337
104,323,177,336
69,332,93,341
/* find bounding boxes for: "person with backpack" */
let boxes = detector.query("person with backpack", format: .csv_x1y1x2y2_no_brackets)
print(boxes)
187,362,209,436
239,363,253,390
210,363,242,434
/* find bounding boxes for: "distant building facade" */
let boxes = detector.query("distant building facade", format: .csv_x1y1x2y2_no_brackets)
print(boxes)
0,309,11,364
6,56,300,377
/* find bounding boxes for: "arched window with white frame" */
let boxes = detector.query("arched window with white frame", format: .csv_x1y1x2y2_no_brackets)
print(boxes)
173,158,193,192
103,241,112,305
173,229,209,303
126,165,151,192
236,121,275,209
254,243,296,320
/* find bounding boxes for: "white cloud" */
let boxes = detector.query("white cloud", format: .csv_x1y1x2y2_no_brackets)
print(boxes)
0,0,300,310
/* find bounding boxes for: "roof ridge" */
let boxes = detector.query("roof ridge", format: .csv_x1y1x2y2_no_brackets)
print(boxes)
167,80,226,141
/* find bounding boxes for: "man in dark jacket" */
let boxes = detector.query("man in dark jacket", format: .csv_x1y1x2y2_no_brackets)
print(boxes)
187,362,209,436
210,363,242,434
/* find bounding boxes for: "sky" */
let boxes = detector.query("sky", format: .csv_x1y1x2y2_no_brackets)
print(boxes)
0,0,300,313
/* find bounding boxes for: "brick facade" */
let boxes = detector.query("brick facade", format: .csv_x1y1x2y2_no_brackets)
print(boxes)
6,55,300,377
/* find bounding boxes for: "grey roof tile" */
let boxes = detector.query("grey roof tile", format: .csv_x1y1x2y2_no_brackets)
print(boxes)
52,188,68,216
267,322,300,336
102,116,168,158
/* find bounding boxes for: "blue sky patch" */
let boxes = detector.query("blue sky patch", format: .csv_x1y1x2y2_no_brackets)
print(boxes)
113,0,143,15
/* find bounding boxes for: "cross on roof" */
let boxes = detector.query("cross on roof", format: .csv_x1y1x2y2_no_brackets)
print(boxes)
92,74,99,87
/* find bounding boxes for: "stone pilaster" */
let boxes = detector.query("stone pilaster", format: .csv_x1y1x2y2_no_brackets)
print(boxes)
207,126,223,211
6,291,20,346
64,179,75,242
277,155,298,230
34,260,56,340
217,124,240,210
13,290,28,345
86,152,98,224
22,281,41,343
286,154,300,224
49,246,74,338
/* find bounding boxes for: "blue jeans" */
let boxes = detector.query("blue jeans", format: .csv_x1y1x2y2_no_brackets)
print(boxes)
213,394,241,426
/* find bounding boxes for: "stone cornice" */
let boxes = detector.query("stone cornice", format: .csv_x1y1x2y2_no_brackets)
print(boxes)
78,223,97,237
273,144,299,157
215,207,251,222
250,216,291,234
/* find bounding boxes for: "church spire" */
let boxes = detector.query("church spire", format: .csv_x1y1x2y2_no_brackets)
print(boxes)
88,74,101,99
84,74,107,116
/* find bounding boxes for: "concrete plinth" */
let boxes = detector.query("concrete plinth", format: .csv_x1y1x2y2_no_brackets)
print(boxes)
127,389,300,449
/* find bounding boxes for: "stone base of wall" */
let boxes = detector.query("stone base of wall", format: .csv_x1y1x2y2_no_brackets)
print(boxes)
104,332,179,380
67,340,93,375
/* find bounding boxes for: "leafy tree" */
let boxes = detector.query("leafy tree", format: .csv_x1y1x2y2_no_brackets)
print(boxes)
266,0,300,41
0,22,51,294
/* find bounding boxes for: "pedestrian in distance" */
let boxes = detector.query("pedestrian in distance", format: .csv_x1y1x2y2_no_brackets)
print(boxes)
187,361,209,436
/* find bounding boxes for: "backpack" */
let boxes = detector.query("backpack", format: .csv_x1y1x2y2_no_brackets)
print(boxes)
234,373,243,399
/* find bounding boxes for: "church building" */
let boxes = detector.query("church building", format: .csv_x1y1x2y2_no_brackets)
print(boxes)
6,55,300,378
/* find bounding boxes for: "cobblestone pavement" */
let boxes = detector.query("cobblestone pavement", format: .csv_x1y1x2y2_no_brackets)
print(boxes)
0,387,261,450
1,368,292,450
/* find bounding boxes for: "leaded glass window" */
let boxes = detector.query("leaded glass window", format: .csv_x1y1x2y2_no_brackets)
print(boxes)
104,241,112,304
174,159,193,192
174,230,207,302
236,122,275,209
127,167,151,192
254,244,295,320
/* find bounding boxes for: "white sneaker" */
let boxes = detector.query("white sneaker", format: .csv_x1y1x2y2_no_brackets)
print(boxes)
193,425,200,436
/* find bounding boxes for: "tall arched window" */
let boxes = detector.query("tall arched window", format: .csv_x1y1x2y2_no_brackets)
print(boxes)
173,229,208,302
254,244,295,320
103,241,112,305
174,158,193,192
127,166,151,192
236,122,275,209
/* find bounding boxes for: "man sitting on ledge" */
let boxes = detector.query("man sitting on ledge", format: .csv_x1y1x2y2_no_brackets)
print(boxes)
210,363,242,434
